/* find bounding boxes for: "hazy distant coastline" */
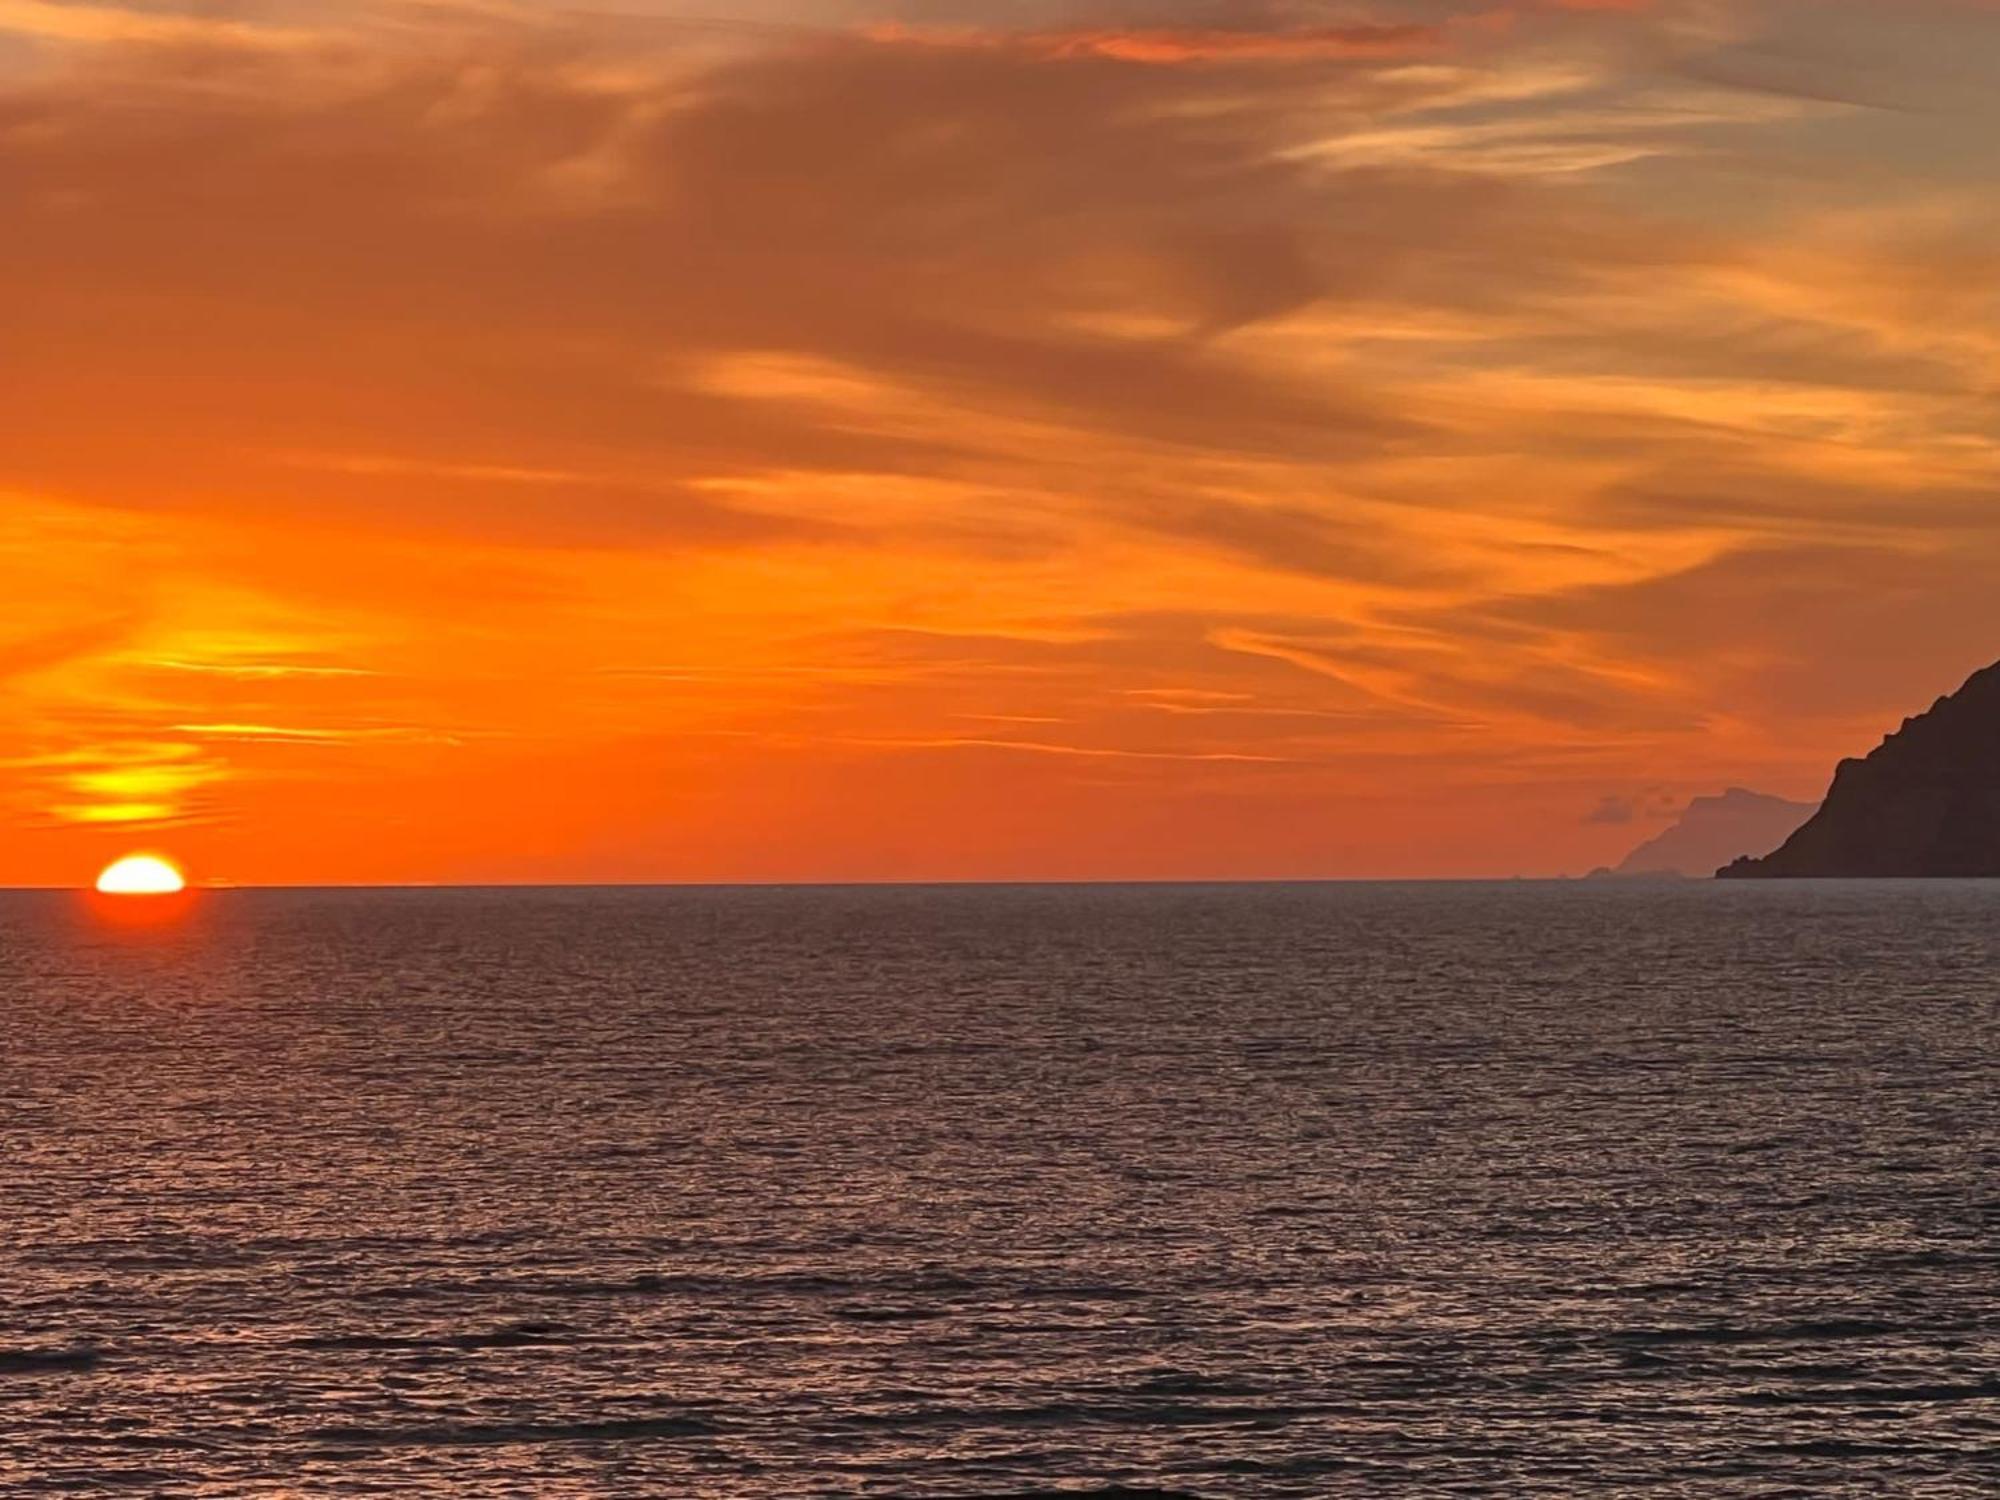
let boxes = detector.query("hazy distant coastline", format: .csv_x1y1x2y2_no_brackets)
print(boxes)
1590,788,1817,881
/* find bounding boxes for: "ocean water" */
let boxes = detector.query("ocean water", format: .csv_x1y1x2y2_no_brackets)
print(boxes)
1,881,1995,1497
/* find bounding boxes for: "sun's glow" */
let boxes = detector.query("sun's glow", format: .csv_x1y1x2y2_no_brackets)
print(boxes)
94,855,188,895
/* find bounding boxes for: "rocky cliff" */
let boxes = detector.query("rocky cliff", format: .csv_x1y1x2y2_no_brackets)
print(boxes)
1719,660,2000,877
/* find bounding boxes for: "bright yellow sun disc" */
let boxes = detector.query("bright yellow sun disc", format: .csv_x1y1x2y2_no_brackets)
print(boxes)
95,855,187,895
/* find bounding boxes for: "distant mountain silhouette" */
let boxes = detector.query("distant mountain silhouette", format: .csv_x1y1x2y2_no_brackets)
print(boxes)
1720,660,2000,877
1595,788,1817,879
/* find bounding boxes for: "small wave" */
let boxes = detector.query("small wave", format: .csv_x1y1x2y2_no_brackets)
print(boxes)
45,1431,218,1453
1121,1372,1272,1399
308,1413,718,1449
1008,1283,1152,1304
293,1322,573,1352
1756,1439,1916,1458
1863,1248,1996,1271
832,1400,1309,1433
1734,1377,2000,1407
1606,1318,1900,1347
0,1345,102,1375
353,1269,983,1302
831,1304,945,1323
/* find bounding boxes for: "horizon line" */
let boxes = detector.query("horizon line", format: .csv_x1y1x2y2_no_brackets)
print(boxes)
16,875,1630,893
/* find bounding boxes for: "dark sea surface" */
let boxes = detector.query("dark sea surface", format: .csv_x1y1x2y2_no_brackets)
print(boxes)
2,882,1996,1497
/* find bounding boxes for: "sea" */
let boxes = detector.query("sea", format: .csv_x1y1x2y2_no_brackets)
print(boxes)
1,881,1995,1496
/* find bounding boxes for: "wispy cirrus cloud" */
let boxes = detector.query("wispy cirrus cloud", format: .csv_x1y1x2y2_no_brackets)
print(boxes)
862,20,1444,64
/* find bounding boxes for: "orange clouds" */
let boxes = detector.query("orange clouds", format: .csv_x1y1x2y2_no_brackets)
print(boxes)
2,0,1998,882
864,21,1443,65
860,0,1678,68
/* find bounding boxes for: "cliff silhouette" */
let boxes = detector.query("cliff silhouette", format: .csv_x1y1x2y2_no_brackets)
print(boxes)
1720,660,2000,878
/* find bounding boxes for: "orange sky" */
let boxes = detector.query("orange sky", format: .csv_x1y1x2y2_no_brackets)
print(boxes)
6,0,2000,884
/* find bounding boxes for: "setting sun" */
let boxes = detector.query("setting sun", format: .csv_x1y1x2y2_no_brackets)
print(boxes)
94,855,188,896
